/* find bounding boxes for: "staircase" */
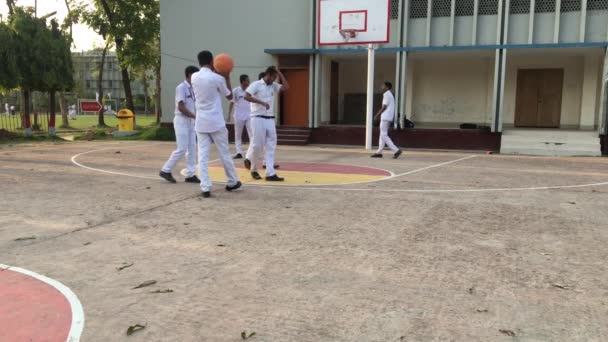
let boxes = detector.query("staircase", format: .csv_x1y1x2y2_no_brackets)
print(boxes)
276,126,312,146
500,130,602,156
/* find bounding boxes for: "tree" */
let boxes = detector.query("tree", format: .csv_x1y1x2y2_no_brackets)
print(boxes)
10,7,49,135
95,41,111,127
75,0,160,121
59,0,75,128
0,22,20,94
43,19,74,135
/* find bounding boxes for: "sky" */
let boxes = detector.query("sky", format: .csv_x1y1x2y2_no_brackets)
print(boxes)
0,0,104,51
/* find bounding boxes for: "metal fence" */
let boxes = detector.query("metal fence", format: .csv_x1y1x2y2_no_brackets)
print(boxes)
0,112,50,134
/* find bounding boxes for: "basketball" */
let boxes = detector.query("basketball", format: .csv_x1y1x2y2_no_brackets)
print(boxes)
213,53,234,75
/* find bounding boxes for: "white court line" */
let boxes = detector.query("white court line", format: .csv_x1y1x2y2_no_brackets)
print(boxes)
388,155,477,179
0,264,85,342
70,145,608,193
71,143,220,180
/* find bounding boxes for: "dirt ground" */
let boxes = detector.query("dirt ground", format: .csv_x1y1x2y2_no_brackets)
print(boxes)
1,141,607,342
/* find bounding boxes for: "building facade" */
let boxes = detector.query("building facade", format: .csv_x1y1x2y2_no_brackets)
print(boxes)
160,0,608,155
72,51,151,112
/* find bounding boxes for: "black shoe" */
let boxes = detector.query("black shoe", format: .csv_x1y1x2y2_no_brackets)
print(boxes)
225,181,242,192
393,150,403,159
265,174,285,182
262,164,280,169
251,172,262,180
201,191,211,198
185,175,200,183
370,154,383,158
244,159,251,170
233,153,243,159
159,171,177,183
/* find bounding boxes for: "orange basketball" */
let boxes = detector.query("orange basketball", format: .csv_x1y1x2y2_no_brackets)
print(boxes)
213,53,234,75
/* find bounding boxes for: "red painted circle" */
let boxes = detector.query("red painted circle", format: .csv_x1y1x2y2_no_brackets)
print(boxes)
0,269,72,341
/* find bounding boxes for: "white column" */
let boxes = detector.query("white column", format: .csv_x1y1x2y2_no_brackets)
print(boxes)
580,0,588,42
491,49,507,133
528,0,535,44
426,0,432,46
580,54,600,130
450,0,456,45
399,51,409,128
600,48,608,135
394,52,401,128
313,54,322,128
365,44,375,150
554,0,561,43
405,55,414,123
308,55,315,128
472,0,479,45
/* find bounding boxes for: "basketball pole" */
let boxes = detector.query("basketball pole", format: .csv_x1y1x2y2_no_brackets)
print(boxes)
365,44,375,150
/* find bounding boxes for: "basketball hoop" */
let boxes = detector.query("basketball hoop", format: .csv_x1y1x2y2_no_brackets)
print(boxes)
339,29,358,42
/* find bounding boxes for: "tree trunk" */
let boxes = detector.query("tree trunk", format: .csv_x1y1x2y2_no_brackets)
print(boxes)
155,63,161,124
97,43,109,127
121,67,135,123
59,91,69,128
142,72,149,114
49,91,56,136
22,89,31,136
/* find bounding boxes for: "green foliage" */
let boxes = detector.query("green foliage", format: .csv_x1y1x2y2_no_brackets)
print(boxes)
0,23,20,92
0,8,73,93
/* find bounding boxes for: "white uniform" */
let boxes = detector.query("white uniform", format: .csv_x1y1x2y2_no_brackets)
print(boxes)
245,80,282,176
377,90,399,154
232,87,252,155
161,80,198,177
191,67,240,192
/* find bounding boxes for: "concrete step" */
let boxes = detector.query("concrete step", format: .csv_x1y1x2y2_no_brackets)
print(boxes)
276,126,311,146
500,130,601,156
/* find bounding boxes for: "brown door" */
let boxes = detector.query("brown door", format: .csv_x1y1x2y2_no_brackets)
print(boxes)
515,69,563,128
330,61,339,124
282,69,309,127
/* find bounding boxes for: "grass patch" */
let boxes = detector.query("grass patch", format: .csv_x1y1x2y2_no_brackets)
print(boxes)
0,129,68,144
72,125,176,142
0,115,157,132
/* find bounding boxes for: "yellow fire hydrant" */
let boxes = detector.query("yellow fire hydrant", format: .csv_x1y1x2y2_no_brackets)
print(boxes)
116,109,135,131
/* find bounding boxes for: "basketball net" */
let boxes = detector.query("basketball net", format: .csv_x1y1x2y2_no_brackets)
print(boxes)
339,29,358,43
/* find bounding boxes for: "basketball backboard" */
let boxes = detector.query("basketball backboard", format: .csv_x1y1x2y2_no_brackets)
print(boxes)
318,0,390,46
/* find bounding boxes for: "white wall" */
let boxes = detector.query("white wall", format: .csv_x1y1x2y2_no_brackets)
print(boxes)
503,53,584,128
337,56,396,121
409,55,494,126
160,0,312,123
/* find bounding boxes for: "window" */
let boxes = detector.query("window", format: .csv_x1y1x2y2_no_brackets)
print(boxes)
587,0,608,10
510,0,531,14
391,0,399,19
535,0,556,12
410,0,428,18
561,0,581,12
432,0,452,17
456,0,475,16
478,0,499,15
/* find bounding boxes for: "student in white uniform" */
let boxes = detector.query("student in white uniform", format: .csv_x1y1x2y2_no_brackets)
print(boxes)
243,66,289,181
371,82,403,159
159,66,200,184
229,74,252,159
191,50,241,198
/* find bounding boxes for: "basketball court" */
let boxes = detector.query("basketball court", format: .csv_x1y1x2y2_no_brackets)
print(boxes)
1,140,608,341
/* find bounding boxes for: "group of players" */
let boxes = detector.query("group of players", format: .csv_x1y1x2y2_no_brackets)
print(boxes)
158,50,401,198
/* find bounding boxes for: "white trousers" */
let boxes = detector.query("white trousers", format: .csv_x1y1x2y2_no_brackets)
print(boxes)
234,117,252,154
377,120,399,154
245,117,277,176
197,127,240,192
162,115,197,177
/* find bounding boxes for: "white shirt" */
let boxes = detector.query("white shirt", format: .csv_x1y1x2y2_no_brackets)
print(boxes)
175,81,196,119
381,90,395,122
246,80,282,116
191,67,231,133
232,87,251,121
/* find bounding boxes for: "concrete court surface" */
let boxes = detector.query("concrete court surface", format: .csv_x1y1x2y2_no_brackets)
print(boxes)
0,140,607,342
